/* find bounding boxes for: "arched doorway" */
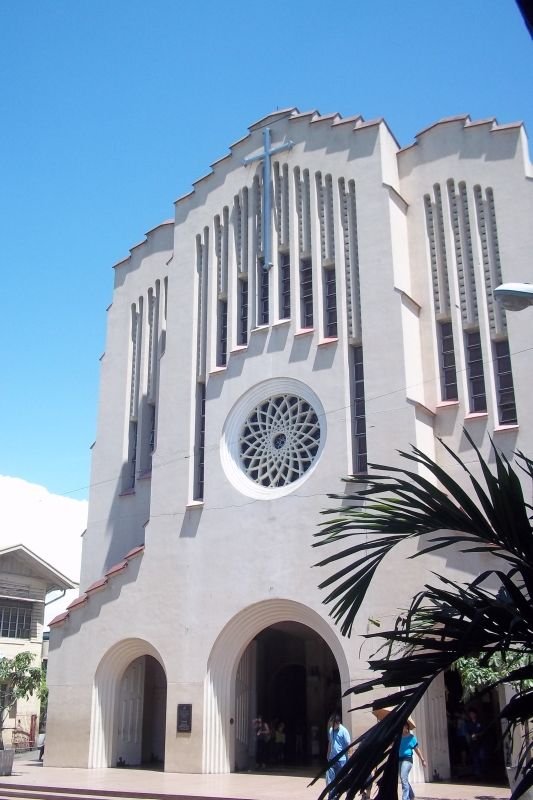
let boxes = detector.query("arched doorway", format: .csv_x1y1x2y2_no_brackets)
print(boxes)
116,655,166,768
89,638,167,769
235,621,341,771
204,599,350,774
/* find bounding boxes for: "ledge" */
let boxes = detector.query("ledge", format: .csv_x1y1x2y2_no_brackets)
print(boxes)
230,345,248,354
124,545,145,560
435,400,460,409
294,328,314,337
105,561,128,577
317,337,338,347
186,500,205,510
119,488,136,497
209,365,227,375
86,578,108,594
67,594,89,611
271,318,291,328
48,611,69,628
493,424,519,433
138,470,152,480
464,412,489,420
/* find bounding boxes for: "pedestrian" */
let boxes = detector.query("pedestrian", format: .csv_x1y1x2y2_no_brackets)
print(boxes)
326,713,351,800
399,722,426,800
465,707,485,779
253,716,271,768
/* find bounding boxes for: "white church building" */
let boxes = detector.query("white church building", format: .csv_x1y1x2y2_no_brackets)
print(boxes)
46,108,532,782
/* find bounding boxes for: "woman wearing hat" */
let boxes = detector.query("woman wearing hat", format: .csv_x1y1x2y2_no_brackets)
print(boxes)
399,721,426,800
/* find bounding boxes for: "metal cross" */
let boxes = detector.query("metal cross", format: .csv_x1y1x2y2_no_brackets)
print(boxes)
243,127,293,270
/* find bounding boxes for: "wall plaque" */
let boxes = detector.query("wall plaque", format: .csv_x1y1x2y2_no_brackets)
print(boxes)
177,703,192,733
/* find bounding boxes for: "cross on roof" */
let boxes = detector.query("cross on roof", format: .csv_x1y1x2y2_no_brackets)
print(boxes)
243,127,293,270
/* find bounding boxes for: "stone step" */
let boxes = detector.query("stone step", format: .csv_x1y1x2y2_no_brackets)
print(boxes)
0,785,243,800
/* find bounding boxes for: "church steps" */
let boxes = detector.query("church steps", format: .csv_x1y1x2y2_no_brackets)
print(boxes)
0,785,245,800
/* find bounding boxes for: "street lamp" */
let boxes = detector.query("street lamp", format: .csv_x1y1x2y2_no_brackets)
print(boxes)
494,283,533,311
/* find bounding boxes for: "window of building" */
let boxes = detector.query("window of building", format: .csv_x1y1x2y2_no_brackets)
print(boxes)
124,420,138,490
493,339,517,424
238,278,248,346
438,321,458,401
300,258,313,327
279,252,291,319
352,346,367,474
193,383,206,500
465,330,487,413
0,601,32,639
323,267,337,337
259,261,269,325
239,394,320,487
217,300,228,367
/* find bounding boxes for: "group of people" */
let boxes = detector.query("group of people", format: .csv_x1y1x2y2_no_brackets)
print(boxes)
449,707,487,778
253,717,287,768
326,714,426,800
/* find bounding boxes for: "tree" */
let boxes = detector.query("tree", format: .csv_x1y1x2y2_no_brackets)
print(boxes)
0,652,43,750
313,433,533,800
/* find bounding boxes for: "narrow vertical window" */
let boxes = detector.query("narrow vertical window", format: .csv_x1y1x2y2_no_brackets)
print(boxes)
148,404,156,454
193,383,206,500
323,267,337,337
352,346,367,474
238,278,248,346
217,299,228,366
279,252,291,319
438,321,458,401
493,340,517,424
258,261,269,325
465,330,487,412
124,302,142,491
126,421,138,490
300,258,313,328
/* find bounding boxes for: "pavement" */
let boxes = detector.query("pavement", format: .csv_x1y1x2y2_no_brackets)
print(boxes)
0,751,511,800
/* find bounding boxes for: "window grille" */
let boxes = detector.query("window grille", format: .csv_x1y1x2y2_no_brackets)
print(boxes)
493,340,517,424
124,420,138,490
465,330,487,413
239,394,320,487
438,321,458,401
148,403,156,453
352,346,367,474
238,278,248,346
217,300,228,367
0,601,32,639
193,383,206,500
300,258,313,327
279,252,291,319
258,261,269,325
324,267,337,337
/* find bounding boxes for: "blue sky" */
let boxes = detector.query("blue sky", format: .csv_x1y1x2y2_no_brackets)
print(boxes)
1,0,531,500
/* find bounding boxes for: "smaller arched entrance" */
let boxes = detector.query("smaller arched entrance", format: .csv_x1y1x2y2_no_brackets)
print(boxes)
89,639,167,769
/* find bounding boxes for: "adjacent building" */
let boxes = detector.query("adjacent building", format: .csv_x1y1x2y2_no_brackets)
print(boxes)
0,545,76,748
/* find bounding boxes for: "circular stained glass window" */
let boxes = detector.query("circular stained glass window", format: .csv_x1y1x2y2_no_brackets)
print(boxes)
239,394,320,488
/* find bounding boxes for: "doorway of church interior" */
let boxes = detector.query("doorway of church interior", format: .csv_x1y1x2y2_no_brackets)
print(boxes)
115,655,167,769
234,621,341,772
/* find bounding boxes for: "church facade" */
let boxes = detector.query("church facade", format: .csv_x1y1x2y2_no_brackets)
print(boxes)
46,108,532,780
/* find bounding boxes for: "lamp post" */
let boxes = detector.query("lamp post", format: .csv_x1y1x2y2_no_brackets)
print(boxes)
494,283,533,311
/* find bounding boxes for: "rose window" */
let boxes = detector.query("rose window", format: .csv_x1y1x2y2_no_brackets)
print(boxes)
239,394,321,488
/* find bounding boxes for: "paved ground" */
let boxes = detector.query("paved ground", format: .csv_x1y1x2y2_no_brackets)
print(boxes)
1,752,511,800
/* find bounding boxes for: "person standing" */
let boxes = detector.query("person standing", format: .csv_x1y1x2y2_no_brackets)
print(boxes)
399,723,427,800
326,713,351,800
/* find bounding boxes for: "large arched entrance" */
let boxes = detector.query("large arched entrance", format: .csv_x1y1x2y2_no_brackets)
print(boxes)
203,600,350,774
234,621,341,771
89,638,167,769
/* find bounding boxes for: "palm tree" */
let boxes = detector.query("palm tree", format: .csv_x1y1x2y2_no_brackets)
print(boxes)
313,432,533,800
